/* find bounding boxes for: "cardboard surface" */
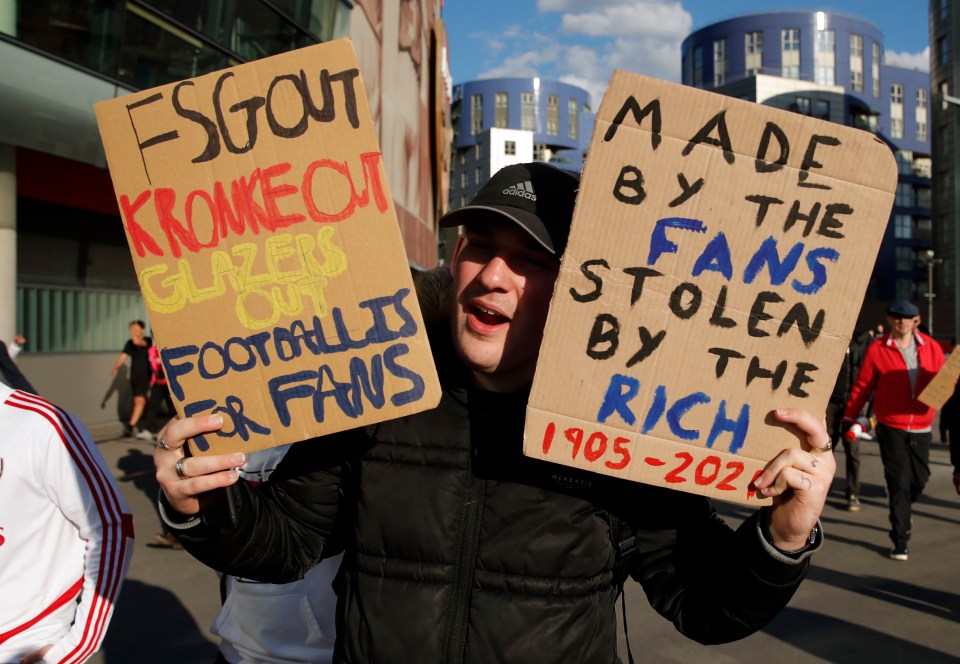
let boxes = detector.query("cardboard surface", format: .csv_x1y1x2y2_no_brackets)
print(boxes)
525,71,897,505
919,349,960,408
95,40,441,455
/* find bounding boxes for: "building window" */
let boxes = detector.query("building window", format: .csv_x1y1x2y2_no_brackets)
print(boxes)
794,96,811,115
547,94,559,135
894,214,913,239
895,150,913,175
891,83,904,105
693,46,703,87
745,31,763,76
890,83,904,139
850,34,863,91
890,118,904,139
504,140,516,156
460,171,466,188
534,143,546,161
471,94,483,135
895,279,915,300
713,38,727,86
521,92,536,130
815,100,829,120
940,36,950,66
814,29,835,86
568,98,578,139
495,92,509,128
781,29,800,79
895,247,915,271
475,143,482,159
895,182,914,207
942,0,950,20
917,88,928,141
872,43,881,97
851,70,863,91
475,167,481,184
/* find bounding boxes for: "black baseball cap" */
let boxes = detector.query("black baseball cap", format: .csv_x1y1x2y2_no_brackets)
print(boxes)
439,162,580,256
887,299,920,317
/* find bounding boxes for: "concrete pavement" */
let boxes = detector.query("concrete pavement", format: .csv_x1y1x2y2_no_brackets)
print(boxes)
89,432,960,663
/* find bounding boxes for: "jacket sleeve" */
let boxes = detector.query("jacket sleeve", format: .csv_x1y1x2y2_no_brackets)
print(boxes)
43,413,134,664
844,341,880,419
171,430,363,584
626,495,811,645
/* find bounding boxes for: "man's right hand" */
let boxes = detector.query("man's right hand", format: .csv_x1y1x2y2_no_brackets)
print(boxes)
154,414,246,517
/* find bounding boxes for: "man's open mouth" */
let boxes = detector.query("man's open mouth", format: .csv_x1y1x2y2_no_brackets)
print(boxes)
472,304,509,326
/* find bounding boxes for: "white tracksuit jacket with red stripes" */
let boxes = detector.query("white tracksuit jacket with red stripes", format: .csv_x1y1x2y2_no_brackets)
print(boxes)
0,385,133,663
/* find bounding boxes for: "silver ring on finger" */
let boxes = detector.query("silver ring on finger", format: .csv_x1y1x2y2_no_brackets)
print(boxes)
811,440,833,454
157,437,174,452
175,457,190,480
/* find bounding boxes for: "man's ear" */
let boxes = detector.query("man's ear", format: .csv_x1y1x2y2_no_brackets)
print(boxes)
450,233,468,277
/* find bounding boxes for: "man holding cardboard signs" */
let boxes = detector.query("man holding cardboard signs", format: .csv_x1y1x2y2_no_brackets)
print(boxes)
137,61,905,661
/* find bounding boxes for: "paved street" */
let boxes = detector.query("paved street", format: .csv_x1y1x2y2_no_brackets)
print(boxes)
89,432,960,663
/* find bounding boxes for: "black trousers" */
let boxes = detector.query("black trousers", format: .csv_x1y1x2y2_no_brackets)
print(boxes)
826,402,861,497
875,424,931,544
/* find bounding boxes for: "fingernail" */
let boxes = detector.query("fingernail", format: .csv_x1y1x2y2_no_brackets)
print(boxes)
776,408,788,415
232,453,246,466
211,414,224,427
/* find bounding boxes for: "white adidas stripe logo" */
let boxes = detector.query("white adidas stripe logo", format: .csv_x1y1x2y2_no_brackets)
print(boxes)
502,180,537,201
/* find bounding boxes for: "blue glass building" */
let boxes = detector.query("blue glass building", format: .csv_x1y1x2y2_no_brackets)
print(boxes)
682,11,932,330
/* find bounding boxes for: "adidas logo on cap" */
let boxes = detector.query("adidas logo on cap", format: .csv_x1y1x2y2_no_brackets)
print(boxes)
502,180,537,201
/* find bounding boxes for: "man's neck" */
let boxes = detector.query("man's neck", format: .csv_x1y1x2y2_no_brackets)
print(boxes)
892,331,914,348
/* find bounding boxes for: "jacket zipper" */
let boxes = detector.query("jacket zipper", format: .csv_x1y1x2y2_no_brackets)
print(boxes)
442,450,486,664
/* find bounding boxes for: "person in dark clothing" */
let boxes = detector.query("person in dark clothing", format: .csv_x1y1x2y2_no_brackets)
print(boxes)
940,379,960,495
153,163,835,663
111,320,152,437
827,329,873,510
0,335,37,394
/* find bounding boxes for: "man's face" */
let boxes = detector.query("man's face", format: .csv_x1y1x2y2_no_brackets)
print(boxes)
886,314,919,336
450,219,560,392
130,324,143,341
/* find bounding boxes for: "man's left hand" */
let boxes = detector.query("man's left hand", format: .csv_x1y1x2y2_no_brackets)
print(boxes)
753,409,836,552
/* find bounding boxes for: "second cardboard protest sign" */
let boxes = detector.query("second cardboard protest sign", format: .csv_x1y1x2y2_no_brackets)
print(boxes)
95,40,440,455
525,72,897,505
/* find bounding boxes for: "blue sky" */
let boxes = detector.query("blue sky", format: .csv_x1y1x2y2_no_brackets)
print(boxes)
442,1,931,107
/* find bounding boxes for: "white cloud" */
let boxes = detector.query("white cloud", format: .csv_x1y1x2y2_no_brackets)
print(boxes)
470,0,687,108
477,35,563,79
885,46,930,72
557,2,691,39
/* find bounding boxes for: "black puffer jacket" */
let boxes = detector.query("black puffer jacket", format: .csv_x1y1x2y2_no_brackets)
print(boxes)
177,275,811,664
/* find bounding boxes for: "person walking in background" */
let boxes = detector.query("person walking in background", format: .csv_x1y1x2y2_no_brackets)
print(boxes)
211,445,341,664
844,299,946,561
0,383,134,663
939,375,960,495
0,334,37,394
111,321,152,438
136,344,173,441
828,332,867,511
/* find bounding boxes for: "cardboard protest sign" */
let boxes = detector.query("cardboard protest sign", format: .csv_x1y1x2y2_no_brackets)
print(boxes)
95,39,441,456
919,348,960,408
524,71,897,505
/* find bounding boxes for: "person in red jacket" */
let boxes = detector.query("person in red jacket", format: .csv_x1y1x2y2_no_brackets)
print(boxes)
844,299,945,561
